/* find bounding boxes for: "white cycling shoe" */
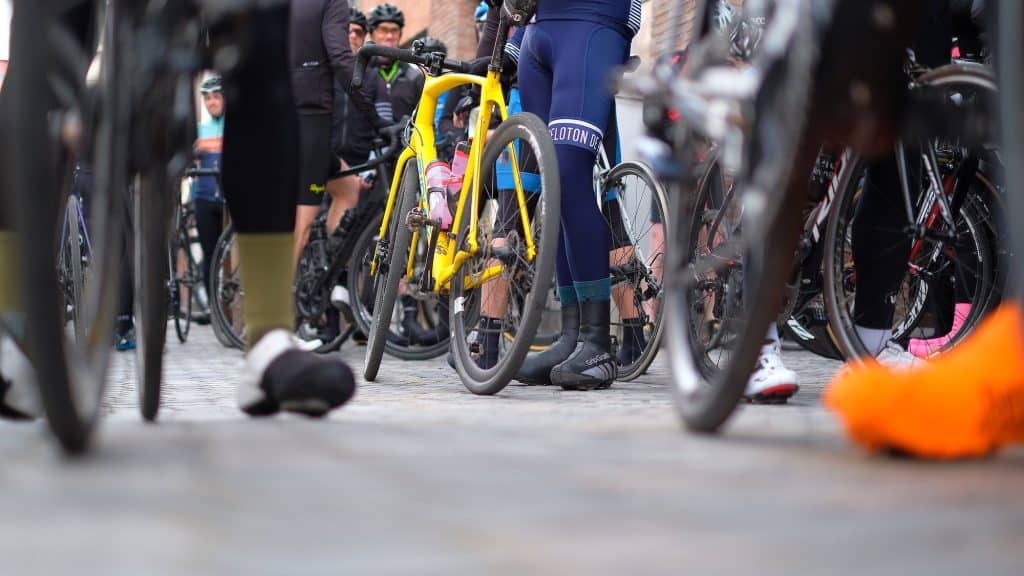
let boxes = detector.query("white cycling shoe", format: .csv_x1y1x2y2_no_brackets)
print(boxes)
744,341,800,404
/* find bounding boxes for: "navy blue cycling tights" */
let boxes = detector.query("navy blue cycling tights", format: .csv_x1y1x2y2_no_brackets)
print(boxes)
518,20,628,304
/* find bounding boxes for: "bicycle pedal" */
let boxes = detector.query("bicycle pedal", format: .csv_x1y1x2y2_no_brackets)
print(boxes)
406,207,428,230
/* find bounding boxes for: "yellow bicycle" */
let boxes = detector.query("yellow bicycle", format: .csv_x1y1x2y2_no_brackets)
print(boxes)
354,22,560,395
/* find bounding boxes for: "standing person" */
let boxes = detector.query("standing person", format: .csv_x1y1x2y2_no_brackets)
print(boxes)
366,4,423,124
513,0,641,390
292,0,384,267
192,75,226,324
326,6,373,236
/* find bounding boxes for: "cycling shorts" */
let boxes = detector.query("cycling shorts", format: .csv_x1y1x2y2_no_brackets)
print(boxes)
297,114,334,206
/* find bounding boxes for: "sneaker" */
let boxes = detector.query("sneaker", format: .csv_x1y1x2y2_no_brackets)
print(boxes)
237,329,357,417
0,336,40,420
192,309,212,326
115,327,136,352
744,341,799,404
909,303,971,358
876,340,925,370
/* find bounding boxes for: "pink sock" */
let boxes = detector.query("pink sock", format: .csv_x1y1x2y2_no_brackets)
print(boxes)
909,303,972,358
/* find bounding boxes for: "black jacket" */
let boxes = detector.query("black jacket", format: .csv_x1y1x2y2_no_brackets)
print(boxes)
331,83,376,163
290,0,379,121
370,60,424,123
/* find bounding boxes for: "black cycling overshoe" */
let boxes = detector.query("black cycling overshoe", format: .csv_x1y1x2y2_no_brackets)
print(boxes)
515,304,580,385
616,317,647,367
461,317,500,370
262,350,356,418
551,300,617,391
400,295,438,345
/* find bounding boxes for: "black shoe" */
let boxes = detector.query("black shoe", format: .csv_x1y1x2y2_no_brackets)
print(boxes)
616,318,647,366
192,310,212,326
448,318,500,370
400,295,439,345
238,330,356,418
550,300,616,390
515,304,580,385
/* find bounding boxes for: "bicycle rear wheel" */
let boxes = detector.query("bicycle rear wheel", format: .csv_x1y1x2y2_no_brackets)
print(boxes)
602,160,670,381
210,225,247,350
363,159,418,381
823,156,994,359
449,112,561,395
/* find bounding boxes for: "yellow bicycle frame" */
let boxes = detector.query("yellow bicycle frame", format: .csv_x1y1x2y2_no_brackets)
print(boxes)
373,67,537,293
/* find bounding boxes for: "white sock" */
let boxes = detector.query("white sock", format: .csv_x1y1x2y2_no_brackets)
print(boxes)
855,325,890,356
765,322,779,343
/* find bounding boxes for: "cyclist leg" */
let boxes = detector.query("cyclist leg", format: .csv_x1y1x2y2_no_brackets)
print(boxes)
294,114,333,267
601,106,649,366
520,22,625,389
326,153,365,236
218,4,354,417
513,49,583,384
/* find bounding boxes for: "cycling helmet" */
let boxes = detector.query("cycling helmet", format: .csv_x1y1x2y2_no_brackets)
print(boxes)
475,2,489,22
349,7,368,32
200,75,222,94
368,3,405,29
418,36,447,55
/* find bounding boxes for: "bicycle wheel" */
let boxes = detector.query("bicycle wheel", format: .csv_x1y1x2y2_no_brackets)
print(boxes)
210,225,247,350
823,156,994,360
602,160,670,381
664,0,818,433
363,159,418,381
133,171,172,422
13,1,126,453
62,194,87,343
449,112,561,395
348,208,453,361
172,226,193,343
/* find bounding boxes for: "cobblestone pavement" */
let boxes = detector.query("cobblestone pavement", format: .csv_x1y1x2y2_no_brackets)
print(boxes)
2,325,1022,575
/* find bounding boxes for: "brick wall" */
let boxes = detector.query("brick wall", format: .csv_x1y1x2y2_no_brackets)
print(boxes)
427,0,478,60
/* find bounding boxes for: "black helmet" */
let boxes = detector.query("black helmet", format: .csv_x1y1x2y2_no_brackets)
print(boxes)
419,36,447,55
368,3,405,29
349,7,368,32
200,75,222,94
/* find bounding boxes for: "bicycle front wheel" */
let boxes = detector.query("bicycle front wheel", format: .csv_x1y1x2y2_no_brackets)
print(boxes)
363,159,418,381
133,172,172,422
449,112,561,395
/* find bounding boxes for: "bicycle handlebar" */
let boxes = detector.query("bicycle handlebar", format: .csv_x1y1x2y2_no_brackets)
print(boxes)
330,116,407,179
353,43,470,89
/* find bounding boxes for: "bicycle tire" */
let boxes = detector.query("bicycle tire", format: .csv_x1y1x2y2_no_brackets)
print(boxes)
347,210,451,361
210,225,247,350
65,195,87,343
133,173,171,422
602,160,671,381
823,157,995,360
14,1,125,453
172,229,193,343
449,112,561,395
666,0,818,433
363,159,418,381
